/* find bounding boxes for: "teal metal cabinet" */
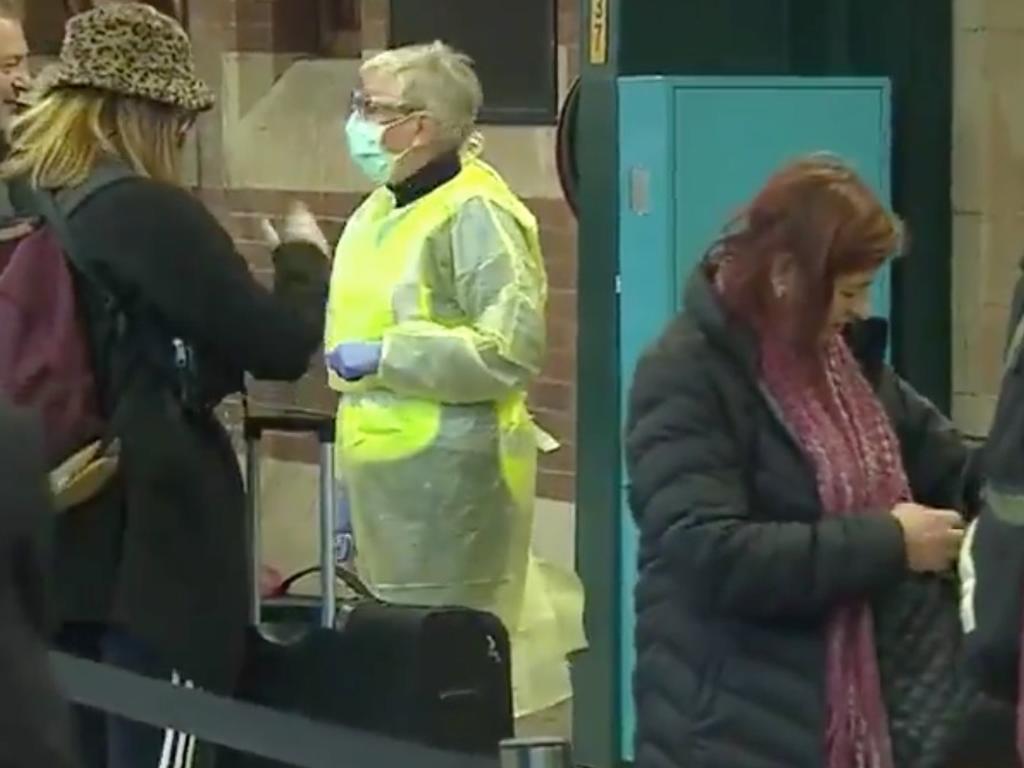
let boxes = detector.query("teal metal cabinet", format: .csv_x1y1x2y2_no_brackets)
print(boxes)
616,76,891,762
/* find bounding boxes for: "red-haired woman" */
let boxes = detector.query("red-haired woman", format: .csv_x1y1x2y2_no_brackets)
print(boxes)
626,155,1001,768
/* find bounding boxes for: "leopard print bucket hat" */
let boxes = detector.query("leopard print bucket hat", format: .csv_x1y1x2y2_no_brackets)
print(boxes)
35,2,214,112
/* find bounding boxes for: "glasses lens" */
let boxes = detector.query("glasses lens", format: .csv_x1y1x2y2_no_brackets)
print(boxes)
351,89,417,118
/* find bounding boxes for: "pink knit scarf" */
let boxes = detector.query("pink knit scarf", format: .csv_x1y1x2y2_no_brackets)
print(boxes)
760,334,910,768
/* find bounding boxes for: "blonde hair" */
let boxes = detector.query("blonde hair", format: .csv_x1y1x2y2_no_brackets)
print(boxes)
362,41,484,153
2,88,187,189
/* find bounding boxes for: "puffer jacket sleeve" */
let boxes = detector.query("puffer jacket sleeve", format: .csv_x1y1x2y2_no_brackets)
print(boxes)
626,331,907,620
878,371,977,514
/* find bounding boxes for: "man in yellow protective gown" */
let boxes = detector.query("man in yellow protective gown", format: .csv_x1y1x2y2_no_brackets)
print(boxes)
322,41,586,720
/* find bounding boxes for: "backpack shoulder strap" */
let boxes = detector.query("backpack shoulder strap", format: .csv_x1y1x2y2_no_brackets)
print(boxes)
30,164,142,448
31,162,137,287
57,161,137,217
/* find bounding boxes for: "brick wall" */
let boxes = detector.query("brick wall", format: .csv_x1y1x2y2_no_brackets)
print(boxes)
188,0,581,501
558,0,581,82
951,0,1024,436
26,0,187,54
24,0,580,500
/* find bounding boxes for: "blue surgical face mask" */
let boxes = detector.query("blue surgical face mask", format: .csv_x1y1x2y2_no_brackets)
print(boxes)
345,113,399,185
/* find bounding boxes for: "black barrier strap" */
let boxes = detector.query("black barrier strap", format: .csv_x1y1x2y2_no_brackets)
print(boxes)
51,652,499,768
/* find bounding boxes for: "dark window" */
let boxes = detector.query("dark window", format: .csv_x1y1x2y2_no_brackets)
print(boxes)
389,0,557,125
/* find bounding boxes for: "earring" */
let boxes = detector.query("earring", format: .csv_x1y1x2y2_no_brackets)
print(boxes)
772,276,789,299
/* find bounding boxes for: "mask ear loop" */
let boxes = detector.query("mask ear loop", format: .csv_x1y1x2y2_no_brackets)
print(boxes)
461,130,485,160
380,110,432,169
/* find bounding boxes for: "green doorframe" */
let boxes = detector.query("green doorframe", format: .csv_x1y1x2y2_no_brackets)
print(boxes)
572,1,623,766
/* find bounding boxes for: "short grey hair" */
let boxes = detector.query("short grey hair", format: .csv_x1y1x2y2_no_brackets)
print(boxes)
362,41,483,150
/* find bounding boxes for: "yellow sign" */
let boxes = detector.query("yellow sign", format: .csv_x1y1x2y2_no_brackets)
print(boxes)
589,0,608,65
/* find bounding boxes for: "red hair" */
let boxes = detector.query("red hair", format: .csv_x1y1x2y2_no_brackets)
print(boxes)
711,154,903,354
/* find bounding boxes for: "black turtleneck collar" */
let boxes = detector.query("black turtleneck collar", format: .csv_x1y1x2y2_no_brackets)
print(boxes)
388,151,461,208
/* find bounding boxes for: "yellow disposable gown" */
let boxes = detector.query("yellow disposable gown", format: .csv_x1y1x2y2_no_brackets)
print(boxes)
324,158,586,717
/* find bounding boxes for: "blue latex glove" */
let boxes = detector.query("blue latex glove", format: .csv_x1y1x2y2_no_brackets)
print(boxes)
334,487,355,564
326,342,382,382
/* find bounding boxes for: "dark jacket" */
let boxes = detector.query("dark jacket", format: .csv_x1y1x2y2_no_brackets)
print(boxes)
52,175,327,691
0,402,77,768
962,268,1024,705
626,268,971,768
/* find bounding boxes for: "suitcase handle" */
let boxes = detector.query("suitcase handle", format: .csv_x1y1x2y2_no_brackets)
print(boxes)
275,565,377,602
244,413,335,443
245,412,337,629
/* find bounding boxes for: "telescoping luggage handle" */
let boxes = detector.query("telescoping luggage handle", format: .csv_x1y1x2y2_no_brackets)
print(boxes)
244,412,337,629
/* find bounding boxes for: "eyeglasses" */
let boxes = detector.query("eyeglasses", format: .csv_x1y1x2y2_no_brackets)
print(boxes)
349,89,418,119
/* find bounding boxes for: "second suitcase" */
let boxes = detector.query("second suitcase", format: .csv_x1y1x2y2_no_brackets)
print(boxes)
219,412,514,767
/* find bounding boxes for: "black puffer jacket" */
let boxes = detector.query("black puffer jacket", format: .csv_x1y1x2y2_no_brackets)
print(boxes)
626,267,972,768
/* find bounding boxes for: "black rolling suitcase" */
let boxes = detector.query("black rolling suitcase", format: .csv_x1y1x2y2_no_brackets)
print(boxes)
219,412,514,768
